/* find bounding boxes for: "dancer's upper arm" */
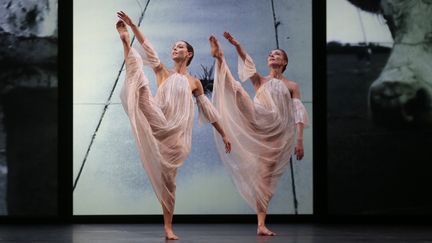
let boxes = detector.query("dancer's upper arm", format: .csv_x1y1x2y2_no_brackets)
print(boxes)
291,82,301,99
237,52,261,89
193,78,205,97
193,78,220,125
290,81,310,127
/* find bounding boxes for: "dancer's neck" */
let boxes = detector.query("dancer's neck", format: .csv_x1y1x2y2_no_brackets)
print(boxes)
174,62,189,75
269,69,284,80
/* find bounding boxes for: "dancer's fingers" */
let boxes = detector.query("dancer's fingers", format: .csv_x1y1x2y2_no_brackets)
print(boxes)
296,149,304,160
225,141,231,153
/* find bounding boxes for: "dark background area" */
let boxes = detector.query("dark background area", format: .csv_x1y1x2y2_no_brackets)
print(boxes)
0,0,60,217
327,47,432,215
1,88,58,216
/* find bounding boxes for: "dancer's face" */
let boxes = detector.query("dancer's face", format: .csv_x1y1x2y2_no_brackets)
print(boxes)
267,49,287,69
171,41,192,63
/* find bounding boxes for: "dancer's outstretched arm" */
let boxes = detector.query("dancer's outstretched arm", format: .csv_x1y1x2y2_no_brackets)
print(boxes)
223,32,247,62
223,32,261,88
117,11,169,86
209,34,256,121
193,78,232,153
117,11,145,45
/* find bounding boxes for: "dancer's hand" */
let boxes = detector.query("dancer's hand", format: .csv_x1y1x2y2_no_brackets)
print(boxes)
223,32,240,46
294,140,304,160
117,11,135,26
222,136,231,153
209,34,223,60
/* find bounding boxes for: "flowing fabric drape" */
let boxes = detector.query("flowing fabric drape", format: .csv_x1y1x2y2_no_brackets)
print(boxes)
120,40,219,213
212,54,306,212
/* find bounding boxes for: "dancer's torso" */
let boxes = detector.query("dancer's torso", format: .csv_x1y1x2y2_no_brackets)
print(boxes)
154,72,195,162
251,78,294,138
255,78,292,109
257,77,294,98
156,72,194,120
158,70,199,94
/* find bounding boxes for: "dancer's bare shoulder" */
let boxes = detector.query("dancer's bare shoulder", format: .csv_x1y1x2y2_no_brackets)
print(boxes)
189,75,204,95
281,78,300,98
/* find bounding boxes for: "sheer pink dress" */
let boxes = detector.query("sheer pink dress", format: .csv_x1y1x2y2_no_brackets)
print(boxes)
120,40,220,213
212,53,309,212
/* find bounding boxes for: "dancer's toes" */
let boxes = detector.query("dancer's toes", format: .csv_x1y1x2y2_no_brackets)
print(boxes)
116,20,126,31
257,226,276,236
209,37,222,58
165,230,179,240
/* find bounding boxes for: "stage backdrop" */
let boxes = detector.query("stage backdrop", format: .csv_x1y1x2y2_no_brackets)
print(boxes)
73,0,312,215
327,0,432,214
0,0,58,216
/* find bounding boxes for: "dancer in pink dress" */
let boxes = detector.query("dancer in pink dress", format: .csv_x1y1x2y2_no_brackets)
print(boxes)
116,11,231,240
209,33,309,236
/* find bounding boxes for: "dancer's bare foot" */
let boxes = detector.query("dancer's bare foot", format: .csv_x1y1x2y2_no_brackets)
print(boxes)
116,20,129,42
209,35,223,60
257,225,276,236
165,228,179,240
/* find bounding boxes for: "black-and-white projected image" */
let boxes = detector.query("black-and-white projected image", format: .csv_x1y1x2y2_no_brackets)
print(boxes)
0,0,58,216
327,0,432,214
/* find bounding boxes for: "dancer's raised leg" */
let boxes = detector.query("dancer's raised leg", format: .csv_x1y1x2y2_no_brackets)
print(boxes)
116,20,130,60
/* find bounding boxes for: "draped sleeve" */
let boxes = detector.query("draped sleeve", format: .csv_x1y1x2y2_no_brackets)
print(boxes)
196,94,220,125
237,54,257,82
293,98,310,127
133,39,161,68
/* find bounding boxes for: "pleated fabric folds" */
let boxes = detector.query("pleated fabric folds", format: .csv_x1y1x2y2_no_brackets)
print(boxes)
120,41,219,213
212,55,296,212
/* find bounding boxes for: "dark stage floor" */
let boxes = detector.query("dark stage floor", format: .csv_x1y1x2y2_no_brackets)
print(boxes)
0,224,431,242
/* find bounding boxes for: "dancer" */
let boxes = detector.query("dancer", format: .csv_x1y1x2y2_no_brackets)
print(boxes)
116,11,231,240
209,33,309,236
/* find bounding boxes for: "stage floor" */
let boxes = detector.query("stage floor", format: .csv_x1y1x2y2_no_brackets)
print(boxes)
0,224,431,242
